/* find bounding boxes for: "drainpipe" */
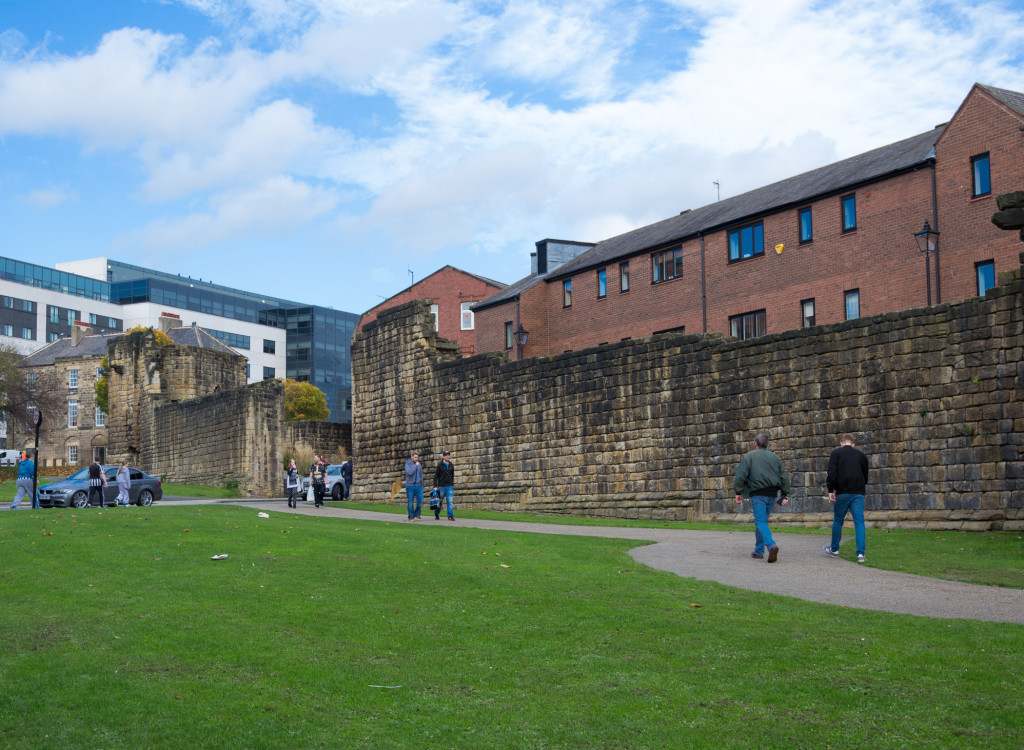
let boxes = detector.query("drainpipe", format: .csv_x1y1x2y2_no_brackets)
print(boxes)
930,161,941,303
700,233,707,333
514,297,521,362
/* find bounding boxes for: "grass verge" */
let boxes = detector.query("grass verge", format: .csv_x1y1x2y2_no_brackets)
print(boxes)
1,505,1018,749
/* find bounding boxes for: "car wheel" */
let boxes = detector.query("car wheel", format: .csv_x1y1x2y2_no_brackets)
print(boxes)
332,484,342,501
71,490,89,509
138,489,154,507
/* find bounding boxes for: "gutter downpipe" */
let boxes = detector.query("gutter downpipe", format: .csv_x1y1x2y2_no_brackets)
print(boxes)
515,297,521,361
700,232,707,333
930,159,941,304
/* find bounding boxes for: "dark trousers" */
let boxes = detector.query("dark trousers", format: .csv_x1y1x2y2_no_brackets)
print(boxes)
89,485,105,507
313,481,326,506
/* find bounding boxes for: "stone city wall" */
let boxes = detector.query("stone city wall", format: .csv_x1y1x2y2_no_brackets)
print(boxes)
352,261,1024,531
283,420,352,463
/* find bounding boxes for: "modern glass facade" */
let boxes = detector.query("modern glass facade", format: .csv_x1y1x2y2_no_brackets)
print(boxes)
0,256,109,301
105,261,356,422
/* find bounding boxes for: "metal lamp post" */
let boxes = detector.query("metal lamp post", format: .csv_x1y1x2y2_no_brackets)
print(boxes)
914,221,940,306
514,324,528,361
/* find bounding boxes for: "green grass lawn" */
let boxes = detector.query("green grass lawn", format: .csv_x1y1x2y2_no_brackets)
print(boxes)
332,500,1024,589
1,506,1021,749
161,482,240,499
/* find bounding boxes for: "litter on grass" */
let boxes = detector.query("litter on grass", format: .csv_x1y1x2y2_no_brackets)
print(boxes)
210,554,229,560
257,512,270,518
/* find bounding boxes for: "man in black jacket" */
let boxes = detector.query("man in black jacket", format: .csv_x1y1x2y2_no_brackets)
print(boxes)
433,450,455,521
824,434,870,563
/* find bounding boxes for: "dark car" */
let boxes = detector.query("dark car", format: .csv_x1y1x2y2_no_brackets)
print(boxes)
36,466,163,508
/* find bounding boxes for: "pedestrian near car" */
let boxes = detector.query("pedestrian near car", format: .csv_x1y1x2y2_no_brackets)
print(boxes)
404,451,423,520
824,434,870,563
88,458,108,508
340,459,353,500
433,450,455,521
309,454,328,507
116,460,131,507
734,433,791,563
8,452,35,510
285,459,300,508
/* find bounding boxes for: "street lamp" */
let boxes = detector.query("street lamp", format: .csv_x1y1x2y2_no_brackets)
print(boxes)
914,221,940,306
514,324,528,360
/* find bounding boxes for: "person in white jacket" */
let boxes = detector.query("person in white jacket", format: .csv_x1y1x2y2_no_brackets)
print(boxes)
116,460,131,507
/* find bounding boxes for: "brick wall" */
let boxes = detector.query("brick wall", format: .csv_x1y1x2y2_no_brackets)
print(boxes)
352,260,1024,530
357,266,504,356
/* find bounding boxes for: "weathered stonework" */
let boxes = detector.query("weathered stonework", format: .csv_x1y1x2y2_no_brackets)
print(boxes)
351,259,1024,530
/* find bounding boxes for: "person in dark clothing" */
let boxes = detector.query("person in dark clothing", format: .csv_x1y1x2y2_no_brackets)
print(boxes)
734,433,790,562
88,459,108,508
285,459,300,508
309,454,327,508
340,460,353,500
824,434,870,563
433,450,455,520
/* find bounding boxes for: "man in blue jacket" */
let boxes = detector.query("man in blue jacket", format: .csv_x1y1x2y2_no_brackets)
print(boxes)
823,434,870,563
404,451,423,520
8,452,35,509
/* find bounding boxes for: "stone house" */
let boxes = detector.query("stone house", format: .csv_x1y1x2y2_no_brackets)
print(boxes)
473,83,1024,359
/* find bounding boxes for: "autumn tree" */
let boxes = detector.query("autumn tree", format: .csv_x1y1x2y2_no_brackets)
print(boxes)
283,379,330,422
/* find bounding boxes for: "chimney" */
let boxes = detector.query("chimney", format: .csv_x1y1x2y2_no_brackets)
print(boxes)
71,321,93,346
158,311,183,333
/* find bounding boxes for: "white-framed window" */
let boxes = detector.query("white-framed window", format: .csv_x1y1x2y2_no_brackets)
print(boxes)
68,398,78,428
845,289,860,320
96,366,104,379
68,445,79,464
430,304,439,332
69,369,79,389
26,373,37,389
504,321,514,350
95,407,106,427
460,302,474,331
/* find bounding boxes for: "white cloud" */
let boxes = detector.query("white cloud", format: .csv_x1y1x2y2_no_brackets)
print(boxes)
18,186,73,209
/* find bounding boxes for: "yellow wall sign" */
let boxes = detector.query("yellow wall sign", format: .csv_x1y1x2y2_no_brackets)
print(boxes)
775,243,784,254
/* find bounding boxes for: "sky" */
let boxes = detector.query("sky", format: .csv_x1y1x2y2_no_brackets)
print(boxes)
1,0,1023,316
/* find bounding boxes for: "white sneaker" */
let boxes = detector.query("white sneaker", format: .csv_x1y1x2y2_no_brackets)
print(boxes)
823,544,839,558
857,554,866,563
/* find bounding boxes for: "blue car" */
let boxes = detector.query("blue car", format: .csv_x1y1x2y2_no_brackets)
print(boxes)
36,466,163,508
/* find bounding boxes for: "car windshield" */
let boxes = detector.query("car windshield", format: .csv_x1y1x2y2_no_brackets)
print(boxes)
69,468,91,480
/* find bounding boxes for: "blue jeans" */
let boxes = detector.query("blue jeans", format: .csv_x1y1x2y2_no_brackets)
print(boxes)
750,495,777,554
438,486,454,518
830,494,865,555
406,486,423,518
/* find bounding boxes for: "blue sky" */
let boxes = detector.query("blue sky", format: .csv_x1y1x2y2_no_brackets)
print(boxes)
2,0,1023,315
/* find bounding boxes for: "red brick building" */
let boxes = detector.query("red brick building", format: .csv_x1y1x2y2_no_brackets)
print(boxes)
357,266,505,356
474,83,1024,359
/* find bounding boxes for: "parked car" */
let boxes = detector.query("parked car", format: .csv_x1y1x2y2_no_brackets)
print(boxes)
36,466,163,508
300,464,347,501
0,449,21,467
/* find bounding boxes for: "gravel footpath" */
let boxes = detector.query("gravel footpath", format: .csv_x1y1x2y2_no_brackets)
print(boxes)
235,500,1024,625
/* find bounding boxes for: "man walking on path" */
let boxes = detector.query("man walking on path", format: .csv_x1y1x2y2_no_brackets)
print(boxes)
433,450,455,521
824,434,870,563
404,451,423,520
8,452,35,509
88,458,108,508
734,433,790,562
310,454,328,508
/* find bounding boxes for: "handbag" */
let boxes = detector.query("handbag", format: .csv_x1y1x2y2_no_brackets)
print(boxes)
428,488,440,511
306,486,315,502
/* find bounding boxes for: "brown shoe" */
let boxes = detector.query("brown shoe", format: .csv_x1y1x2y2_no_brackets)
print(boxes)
767,544,779,563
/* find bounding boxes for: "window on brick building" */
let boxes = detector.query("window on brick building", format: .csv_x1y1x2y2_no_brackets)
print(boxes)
461,302,474,330
563,279,572,307
798,208,813,244
619,261,630,292
95,407,106,427
971,153,991,198
504,321,514,350
845,289,860,320
801,299,815,328
841,194,857,233
728,224,763,262
430,304,439,331
68,398,78,428
976,260,995,296
68,445,78,464
652,246,683,282
597,268,607,298
730,310,766,340
68,369,78,389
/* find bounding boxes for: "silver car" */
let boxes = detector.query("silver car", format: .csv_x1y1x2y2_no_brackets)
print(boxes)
300,464,347,501
37,466,163,508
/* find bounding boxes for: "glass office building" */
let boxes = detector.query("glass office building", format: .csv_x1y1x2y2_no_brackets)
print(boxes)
104,261,357,422
0,255,357,422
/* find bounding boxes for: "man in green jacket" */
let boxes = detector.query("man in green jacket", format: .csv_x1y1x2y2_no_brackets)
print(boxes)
734,433,791,563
